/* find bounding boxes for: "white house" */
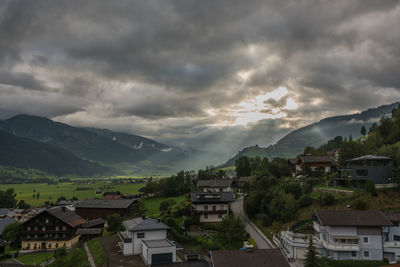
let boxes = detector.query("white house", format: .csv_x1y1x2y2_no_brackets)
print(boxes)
190,192,235,223
197,179,232,193
383,212,400,263
279,210,398,262
119,216,177,265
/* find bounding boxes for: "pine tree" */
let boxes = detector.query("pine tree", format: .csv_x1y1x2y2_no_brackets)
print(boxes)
305,236,319,267
361,126,367,136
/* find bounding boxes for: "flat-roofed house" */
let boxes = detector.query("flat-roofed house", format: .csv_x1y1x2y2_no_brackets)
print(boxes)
21,207,86,251
119,216,177,265
190,192,235,223
197,179,232,193
75,199,137,220
210,249,290,267
348,155,393,185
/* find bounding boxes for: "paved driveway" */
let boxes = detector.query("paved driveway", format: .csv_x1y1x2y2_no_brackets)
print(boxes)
231,196,272,249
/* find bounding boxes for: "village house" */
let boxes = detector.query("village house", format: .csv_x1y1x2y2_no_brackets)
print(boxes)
74,198,137,220
293,155,337,174
190,192,235,223
119,216,177,265
383,212,400,263
337,155,394,186
279,210,395,262
21,207,86,251
210,249,290,267
197,179,232,193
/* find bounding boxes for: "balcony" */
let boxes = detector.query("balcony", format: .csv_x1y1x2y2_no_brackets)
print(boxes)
322,241,359,251
280,231,317,244
195,209,228,214
385,241,400,248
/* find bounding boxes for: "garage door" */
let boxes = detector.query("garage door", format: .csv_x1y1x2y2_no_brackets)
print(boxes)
296,248,307,260
152,253,173,265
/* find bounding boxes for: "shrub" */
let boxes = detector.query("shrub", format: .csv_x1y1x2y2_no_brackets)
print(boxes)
353,199,368,210
365,179,377,196
298,195,313,208
318,193,335,206
107,213,124,233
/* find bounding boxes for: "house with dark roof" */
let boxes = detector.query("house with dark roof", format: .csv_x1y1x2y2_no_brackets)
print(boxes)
20,207,86,251
197,179,232,193
210,249,290,267
119,216,177,265
383,212,400,263
74,198,137,220
280,210,394,262
294,155,337,174
190,192,235,223
338,155,393,185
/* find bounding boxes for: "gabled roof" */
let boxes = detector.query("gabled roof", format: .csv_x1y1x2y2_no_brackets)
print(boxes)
197,179,232,188
384,212,400,222
210,249,290,267
348,155,392,162
0,209,10,216
23,207,86,228
75,199,136,209
80,218,106,228
298,156,336,164
76,228,103,235
313,210,393,227
123,217,170,232
0,217,16,235
190,192,235,204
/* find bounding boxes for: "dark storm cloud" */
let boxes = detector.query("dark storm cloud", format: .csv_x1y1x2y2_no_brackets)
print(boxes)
1,0,400,157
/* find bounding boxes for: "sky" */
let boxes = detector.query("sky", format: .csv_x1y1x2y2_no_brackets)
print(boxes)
1,0,400,157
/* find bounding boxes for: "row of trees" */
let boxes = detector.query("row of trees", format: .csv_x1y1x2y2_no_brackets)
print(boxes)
235,156,291,178
142,170,194,197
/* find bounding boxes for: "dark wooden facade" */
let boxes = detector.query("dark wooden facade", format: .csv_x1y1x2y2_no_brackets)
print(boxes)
75,207,131,220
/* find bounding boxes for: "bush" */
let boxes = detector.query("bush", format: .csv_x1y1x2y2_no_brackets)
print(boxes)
318,193,335,206
54,247,67,259
159,198,177,213
107,213,124,233
365,179,377,196
353,199,368,210
298,195,313,208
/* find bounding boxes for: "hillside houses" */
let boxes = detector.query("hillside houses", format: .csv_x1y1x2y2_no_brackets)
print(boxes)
279,210,400,263
190,192,235,223
75,198,137,220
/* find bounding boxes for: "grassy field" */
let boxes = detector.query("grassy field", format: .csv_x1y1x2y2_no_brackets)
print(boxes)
16,252,53,265
87,238,107,267
0,182,145,205
142,194,188,216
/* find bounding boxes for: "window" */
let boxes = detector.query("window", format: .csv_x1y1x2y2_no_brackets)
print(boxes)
351,251,357,257
27,226,31,231
220,205,225,210
212,206,216,211
363,237,369,244
56,226,59,231
55,234,59,238
62,226,66,231
34,234,38,238
42,226,46,231
27,234,31,239
45,234,48,238
27,243,30,249
218,213,222,219
55,243,59,248
356,169,368,177
204,205,208,210
323,234,327,241
34,243,37,249
394,235,400,241
63,234,66,238
204,214,208,219
45,218,49,223
364,251,370,258
137,233,145,238
34,226,38,231
48,243,52,248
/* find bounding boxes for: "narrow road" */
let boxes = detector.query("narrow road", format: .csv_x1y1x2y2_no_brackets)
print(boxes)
231,196,272,249
84,242,96,267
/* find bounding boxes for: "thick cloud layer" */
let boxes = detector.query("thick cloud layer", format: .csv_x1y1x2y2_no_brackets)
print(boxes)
1,0,400,158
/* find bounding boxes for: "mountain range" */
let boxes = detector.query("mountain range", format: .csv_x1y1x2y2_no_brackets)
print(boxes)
222,101,400,167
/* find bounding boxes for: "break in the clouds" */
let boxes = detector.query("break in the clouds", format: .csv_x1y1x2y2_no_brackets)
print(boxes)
1,0,400,157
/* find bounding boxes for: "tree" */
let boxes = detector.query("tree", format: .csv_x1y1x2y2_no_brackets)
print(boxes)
2,222,21,249
107,213,125,233
235,156,251,177
365,179,377,197
361,126,367,136
159,198,177,213
54,246,67,259
218,216,248,248
304,236,318,267
17,200,30,209
0,188,18,208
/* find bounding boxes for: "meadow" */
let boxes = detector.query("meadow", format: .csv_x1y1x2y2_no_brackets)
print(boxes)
0,181,145,205
142,194,188,216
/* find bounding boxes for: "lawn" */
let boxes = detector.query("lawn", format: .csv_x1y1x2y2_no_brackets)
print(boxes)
87,238,107,267
0,181,145,205
16,252,53,265
142,194,188,216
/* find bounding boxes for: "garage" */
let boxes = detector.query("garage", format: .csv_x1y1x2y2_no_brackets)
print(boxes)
141,239,176,265
152,252,173,265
